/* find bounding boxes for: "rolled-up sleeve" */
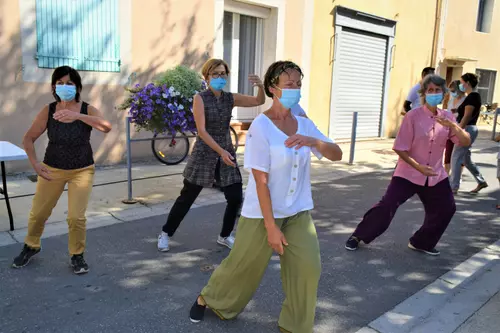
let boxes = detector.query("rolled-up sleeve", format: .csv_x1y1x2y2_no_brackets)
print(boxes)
244,118,270,173
306,119,334,159
393,113,414,151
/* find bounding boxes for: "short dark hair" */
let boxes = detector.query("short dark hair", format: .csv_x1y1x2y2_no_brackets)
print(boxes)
263,61,304,98
201,58,230,81
51,66,82,102
461,72,479,88
421,67,435,77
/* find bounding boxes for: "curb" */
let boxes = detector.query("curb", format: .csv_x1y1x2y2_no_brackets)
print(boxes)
0,191,228,248
356,240,500,333
0,168,395,248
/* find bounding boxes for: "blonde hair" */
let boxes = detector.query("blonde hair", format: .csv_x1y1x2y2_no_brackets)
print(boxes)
201,59,230,80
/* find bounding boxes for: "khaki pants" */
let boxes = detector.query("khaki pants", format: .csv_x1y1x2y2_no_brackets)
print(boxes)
25,164,95,256
200,211,321,333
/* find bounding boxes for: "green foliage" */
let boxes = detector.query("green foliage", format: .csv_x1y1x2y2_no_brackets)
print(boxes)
154,65,203,98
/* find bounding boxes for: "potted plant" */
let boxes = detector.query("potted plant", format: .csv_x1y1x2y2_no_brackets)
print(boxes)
118,65,206,135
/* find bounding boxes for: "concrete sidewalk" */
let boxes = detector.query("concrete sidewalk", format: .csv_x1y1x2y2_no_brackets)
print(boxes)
356,241,500,333
0,138,401,238
454,291,500,333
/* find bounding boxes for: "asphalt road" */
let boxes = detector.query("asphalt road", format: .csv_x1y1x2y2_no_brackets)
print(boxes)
1,163,499,333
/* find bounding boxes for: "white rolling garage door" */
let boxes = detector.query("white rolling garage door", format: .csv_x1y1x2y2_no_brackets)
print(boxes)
329,28,388,139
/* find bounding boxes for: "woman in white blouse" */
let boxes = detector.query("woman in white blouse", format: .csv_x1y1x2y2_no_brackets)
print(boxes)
188,61,343,332
444,80,466,174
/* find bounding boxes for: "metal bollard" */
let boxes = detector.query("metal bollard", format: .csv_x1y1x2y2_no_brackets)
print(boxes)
123,116,137,204
492,108,499,140
349,112,358,165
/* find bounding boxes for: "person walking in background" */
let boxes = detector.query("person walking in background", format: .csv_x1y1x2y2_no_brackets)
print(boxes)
345,75,470,256
450,73,488,194
444,80,466,174
157,59,265,252
188,61,342,332
401,67,435,116
12,66,112,274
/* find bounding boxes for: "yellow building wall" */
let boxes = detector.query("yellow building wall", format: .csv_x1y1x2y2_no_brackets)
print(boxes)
0,0,306,171
308,0,438,137
443,0,500,103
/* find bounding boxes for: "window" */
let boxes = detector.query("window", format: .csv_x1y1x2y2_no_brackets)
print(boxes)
476,69,497,104
476,0,495,33
35,0,120,72
223,11,263,96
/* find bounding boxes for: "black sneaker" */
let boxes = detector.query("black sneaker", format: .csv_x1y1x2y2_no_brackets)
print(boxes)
71,254,89,274
12,244,41,268
189,298,206,323
408,243,440,256
345,236,360,251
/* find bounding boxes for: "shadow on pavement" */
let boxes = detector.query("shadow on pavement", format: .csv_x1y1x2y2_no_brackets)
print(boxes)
0,172,498,333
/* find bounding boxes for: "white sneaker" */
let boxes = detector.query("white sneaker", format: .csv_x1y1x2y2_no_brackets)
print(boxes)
157,232,170,252
217,235,235,249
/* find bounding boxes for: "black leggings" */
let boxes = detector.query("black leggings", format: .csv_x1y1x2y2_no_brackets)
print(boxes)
162,168,243,238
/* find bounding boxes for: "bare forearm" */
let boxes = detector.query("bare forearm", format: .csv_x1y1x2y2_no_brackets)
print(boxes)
255,182,275,229
22,137,38,166
78,114,112,133
256,86,265,105
314,140,343,161
459,117,470,129
450,124,471,146
199,130,224,155
459,110,473,129
394,150,420,171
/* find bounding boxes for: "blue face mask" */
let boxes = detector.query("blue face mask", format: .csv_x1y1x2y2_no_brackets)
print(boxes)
55,85,77,101
450,92,458,98
278,88,301,109
459,83,466,92
209,77,227,91
425,93,443,107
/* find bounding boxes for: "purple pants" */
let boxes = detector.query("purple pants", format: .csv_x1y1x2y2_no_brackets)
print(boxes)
353,177,456,251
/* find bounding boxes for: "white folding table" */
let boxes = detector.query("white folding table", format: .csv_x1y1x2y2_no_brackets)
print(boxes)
0,141,28,231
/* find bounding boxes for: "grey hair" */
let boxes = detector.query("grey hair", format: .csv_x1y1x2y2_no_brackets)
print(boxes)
418,74,448,99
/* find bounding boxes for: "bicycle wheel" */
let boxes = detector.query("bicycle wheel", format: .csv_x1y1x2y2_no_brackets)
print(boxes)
230,126,239,152
151,132,190,165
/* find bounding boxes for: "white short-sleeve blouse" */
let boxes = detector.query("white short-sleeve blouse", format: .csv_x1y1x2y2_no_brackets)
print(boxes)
241,114,333,219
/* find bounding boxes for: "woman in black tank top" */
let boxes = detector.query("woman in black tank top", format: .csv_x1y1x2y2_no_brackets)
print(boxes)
11,66,112,275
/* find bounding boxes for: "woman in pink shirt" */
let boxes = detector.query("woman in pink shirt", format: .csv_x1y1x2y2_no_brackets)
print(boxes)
345,75,471,256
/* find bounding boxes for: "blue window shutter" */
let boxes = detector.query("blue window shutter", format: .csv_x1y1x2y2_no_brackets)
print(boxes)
36,0,120,72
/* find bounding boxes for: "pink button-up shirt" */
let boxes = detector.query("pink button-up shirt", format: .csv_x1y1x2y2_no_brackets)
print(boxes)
393,106,460,187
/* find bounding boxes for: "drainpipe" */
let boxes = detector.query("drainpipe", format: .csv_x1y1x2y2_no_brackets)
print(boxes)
430,0,442,68
431,0,449,73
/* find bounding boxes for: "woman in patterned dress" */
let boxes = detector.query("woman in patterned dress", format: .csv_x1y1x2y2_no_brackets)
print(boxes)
157,59,265,252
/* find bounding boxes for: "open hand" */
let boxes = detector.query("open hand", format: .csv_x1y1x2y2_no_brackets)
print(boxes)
266,223,288,255
285,134,318,150
248,74,263,88
53,109,80,123
34,162,51,181
435,116,455,128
